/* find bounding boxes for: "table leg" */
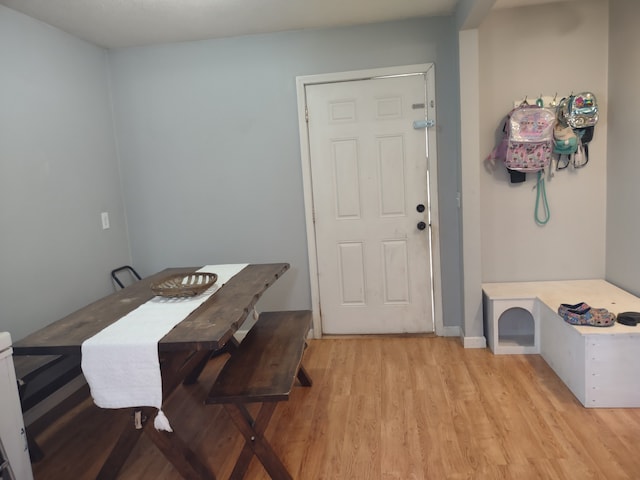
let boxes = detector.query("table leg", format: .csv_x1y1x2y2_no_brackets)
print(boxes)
145,424,215,480
97,350,218,479
183,337,240,385
165,349,210,389
97,404,216,480
96,409,148,480
182,351,213,385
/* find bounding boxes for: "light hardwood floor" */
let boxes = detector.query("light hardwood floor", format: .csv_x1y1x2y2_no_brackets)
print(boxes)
31,337,640,479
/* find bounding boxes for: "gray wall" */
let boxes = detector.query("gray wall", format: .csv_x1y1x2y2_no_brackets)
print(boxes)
606,0,640,295
108,17,464,325
0,6,131,341
478,0,609,283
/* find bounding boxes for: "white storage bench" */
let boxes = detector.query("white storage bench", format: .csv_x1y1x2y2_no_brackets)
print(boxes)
482,280,640,408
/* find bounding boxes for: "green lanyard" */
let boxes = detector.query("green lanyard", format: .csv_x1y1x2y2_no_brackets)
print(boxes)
535,170,550,225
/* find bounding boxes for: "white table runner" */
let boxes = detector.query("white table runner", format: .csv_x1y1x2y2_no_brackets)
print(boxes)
81,264,247,431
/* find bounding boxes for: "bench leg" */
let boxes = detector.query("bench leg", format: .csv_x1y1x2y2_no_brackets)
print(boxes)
228,402,276,480
24,383,91,463
296,365,313,387
224,403,292,480
25,431,44,463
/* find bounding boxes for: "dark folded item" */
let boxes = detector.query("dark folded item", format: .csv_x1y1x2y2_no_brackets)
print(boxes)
616,312,640,326
507,168,526,183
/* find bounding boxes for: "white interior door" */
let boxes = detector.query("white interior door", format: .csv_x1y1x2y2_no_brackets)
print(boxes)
306,73,434,334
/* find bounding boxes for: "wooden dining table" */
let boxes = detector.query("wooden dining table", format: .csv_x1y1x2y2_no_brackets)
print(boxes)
12,262,290,480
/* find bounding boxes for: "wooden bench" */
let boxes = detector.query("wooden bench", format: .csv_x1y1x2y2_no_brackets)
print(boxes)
13,354,87,461
206,310,312,480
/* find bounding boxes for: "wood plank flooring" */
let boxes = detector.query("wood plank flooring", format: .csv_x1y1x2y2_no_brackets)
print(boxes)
31,337,640,479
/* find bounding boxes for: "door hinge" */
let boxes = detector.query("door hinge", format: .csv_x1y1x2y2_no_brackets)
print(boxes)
413,119,435,130
305,106,309,123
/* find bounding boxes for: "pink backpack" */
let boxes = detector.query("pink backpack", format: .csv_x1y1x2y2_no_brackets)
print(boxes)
487,104,556,225
504,105,556,172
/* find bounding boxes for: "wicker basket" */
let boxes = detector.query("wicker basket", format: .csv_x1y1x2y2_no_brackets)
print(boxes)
151,272,218,298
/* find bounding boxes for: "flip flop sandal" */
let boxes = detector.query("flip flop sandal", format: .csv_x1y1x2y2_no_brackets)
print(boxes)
617,312,640,326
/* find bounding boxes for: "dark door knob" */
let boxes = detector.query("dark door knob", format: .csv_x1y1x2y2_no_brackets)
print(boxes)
417,221,427,231
416,204,426,213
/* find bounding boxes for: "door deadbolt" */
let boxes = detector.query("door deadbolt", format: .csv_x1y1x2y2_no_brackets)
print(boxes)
416,204,425,213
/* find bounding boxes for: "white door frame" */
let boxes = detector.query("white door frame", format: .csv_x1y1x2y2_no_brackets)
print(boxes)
296,64,443,338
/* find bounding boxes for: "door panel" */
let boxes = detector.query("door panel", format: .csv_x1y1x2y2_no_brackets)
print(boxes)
306,74,434,334
338,242,365,304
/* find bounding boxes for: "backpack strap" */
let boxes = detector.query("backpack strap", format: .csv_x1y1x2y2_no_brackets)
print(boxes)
573,142,589,168
557,154,571,170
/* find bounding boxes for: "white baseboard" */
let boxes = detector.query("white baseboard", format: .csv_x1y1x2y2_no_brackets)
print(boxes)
441,326,487,348
462,336,487,349
440,326,461,337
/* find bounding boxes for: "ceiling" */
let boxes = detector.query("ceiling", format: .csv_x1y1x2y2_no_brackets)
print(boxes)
0,0,582,49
